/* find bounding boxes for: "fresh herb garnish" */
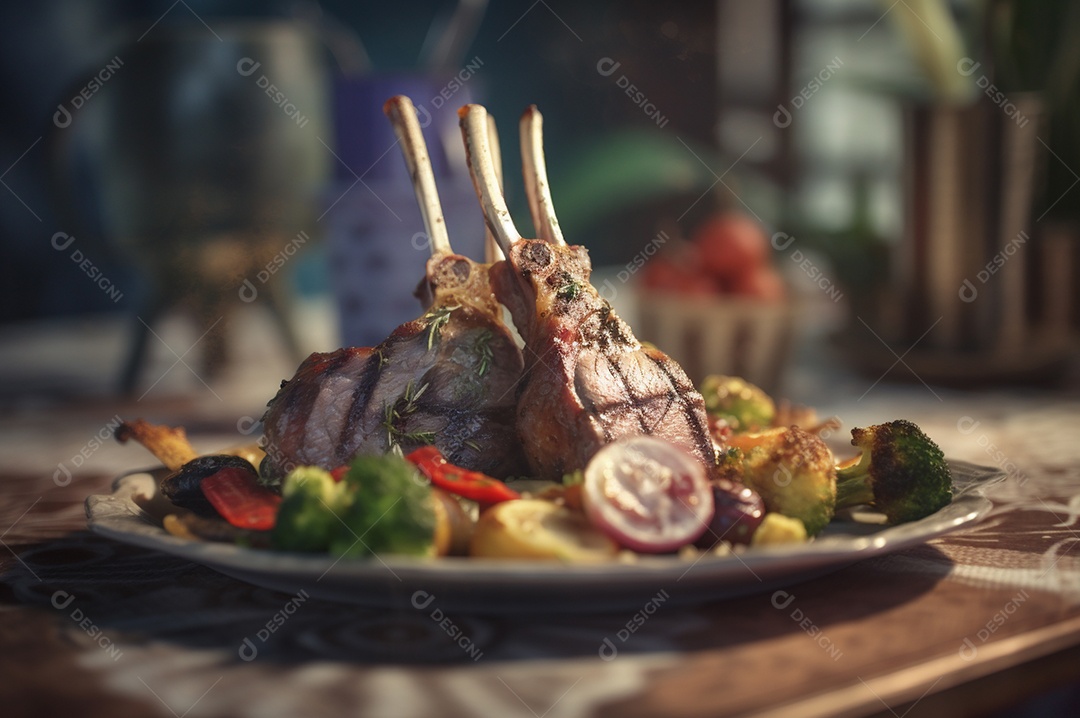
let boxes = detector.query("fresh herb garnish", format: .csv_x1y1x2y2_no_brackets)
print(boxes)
472,329,493,377
556,273,581,302
423,304,459,351
382,381,435,451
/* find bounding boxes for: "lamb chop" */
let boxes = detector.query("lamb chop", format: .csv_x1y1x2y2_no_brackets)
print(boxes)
260,96,527,479
459,103,717,480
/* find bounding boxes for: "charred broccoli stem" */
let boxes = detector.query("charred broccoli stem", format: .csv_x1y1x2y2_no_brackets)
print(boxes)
835,420,952,524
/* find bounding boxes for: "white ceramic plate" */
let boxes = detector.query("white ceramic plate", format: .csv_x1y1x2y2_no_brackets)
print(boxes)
86,460,1002,613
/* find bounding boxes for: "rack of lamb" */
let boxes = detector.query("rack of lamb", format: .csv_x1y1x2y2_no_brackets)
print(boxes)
458,103,718,480
260,97,527,479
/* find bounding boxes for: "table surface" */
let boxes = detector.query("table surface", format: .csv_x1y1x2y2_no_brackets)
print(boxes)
2,302,1079,718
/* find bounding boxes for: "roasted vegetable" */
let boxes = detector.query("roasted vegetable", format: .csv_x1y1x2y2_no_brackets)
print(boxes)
115,419,197,471
581,436,714,553
700,375,776,432
695,478,765,548
163,512,272,548
739,427,836,536
160,455,259,517
271,457,436,557
272,467,350,552
469,499,618,561
431,488,474,556
750,512,808,545
200,467,282,530
330,455,435,558
407,446,521,504
714,447,745,483
835,420,952,524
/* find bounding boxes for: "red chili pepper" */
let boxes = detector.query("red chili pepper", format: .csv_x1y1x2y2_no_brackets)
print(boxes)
330,465,349,483
200,467,282,530
405,447,520,504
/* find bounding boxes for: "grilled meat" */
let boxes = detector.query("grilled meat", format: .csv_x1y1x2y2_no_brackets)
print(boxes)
460,104,718,479
262,271,525,477
261,97,527,479
260,346,372,477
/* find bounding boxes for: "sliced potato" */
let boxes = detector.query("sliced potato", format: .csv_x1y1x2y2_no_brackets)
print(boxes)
469,499,618,562
431,488,474,556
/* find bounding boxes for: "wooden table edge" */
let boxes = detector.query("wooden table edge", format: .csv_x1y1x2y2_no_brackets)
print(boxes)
745,612,1080,718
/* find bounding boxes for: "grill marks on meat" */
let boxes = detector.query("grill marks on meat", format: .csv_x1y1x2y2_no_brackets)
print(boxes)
493,239,716,479
260,347,371,476
262,254,526,479
461,103,716,480
260,96,527,480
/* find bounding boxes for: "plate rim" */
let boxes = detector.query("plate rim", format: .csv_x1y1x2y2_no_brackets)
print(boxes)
84,459,1003,604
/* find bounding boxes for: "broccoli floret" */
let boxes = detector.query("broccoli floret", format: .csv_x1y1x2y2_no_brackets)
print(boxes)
700,375,776,432
271,457,435,557
272,466,351,552
740,426,836,536
330,455,435,558
835,420,952,524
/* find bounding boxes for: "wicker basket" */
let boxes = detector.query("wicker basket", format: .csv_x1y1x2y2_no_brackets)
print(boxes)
635,290,797,395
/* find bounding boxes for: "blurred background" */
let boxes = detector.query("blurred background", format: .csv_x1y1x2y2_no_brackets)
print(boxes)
0,0,1078,406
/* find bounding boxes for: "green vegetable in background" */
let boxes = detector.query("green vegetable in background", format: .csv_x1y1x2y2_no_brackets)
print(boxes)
835,419,952,524
700,375,776,432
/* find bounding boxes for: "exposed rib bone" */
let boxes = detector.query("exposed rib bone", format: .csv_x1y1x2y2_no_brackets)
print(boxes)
484,113,506,262
384,95,452,257
459,104,521,257
520,105,566,246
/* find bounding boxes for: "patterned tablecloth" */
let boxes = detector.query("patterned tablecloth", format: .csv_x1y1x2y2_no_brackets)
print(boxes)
2,315,1079,717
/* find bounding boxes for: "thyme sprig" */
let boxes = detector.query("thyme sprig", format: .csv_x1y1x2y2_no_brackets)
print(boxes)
555,272,581,302
423,304,459,351
382,380,436,451
472,329,493,377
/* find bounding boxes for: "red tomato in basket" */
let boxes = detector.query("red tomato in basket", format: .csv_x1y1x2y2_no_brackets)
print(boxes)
692,212,769,281
730,265,787,302
641,255,720,297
